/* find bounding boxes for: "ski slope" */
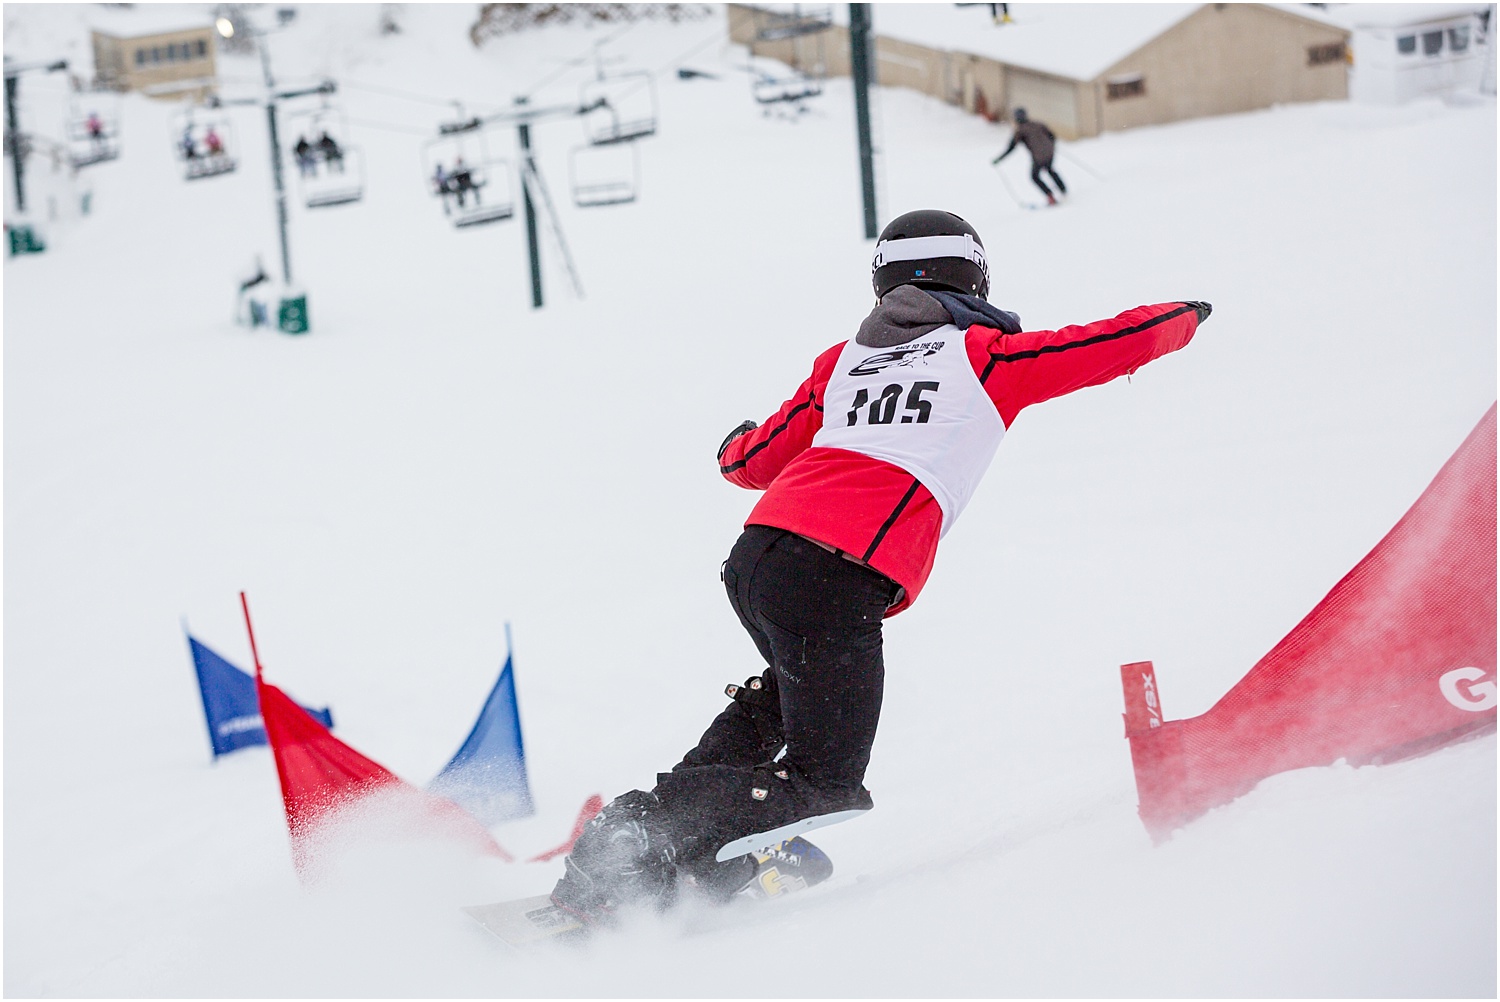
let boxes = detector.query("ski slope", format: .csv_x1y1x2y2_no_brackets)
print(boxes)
4,4,1495,996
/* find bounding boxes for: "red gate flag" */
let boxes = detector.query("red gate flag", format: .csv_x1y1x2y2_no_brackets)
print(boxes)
1122,404,1498,842
240,594,511,873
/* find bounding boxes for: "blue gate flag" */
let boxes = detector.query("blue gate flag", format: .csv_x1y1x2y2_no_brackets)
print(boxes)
187,633,333,758
430,631,536,825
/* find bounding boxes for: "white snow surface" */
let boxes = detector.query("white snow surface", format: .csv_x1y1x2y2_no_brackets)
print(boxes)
4,4,1496,997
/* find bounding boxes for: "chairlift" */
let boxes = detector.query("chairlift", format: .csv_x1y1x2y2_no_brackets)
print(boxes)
422,121,514,228
579,71,658,146
754,5,834,41
753,71,824,108
287,103,365,208
569,141,639,208
173,106,237,180
65,92,121,169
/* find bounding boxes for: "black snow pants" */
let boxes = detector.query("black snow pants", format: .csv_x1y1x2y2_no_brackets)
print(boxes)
651,525,895,881
1030,158,1067,198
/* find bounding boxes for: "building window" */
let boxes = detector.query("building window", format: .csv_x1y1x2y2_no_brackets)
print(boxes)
1422,30,1444,56
1307,41,1346,66
135,47,146,66
150,46,161,63
196,38,208,58
1449,25,1470,52
1397,35,1416,55
1106,73,1145,100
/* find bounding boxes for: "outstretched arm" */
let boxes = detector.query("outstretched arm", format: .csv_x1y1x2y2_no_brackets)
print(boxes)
991,134,1020,165
971,302,1209,426
718,342,844,489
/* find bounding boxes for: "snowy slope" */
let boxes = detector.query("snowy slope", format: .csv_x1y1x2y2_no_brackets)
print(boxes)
3,4,1495,996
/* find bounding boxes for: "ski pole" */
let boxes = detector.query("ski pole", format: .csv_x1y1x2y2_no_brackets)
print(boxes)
990,161,1031,209
1056,144,1105,181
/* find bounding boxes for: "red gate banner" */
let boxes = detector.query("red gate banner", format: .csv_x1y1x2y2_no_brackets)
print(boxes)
1122,405,1498,841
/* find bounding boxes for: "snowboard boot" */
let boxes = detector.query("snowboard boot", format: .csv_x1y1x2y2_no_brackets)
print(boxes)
550,790,678,926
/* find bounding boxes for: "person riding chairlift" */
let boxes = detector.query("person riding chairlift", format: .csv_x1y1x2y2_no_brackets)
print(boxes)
316,131,344,173
450,156,480,208
204,127,224,158
294,136,317,177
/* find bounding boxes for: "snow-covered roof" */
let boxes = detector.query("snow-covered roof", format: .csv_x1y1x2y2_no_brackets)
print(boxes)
1294,4,1491,31
86,4,216,40
861,3,1202,81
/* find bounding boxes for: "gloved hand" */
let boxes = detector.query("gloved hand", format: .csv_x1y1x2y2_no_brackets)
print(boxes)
717,420,759,461
1182,301,1213,323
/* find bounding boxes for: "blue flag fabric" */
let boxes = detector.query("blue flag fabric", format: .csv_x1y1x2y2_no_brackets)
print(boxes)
430,649,536,825
187,634,333,758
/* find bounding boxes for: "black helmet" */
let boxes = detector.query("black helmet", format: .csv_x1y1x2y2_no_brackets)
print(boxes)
1013,107,1028,123
871,209,989,300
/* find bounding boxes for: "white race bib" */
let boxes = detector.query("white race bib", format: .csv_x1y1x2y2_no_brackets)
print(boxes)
812,326,1005,536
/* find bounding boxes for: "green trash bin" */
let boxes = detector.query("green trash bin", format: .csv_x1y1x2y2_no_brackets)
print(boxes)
7,224,46,257
277,293,309,334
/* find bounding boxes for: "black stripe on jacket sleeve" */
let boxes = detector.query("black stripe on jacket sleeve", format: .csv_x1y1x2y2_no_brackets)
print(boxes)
719,390,817,475
979,304,1194,385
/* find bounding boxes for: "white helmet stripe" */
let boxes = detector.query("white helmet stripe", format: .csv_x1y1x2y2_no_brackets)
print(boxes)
872,233,987,272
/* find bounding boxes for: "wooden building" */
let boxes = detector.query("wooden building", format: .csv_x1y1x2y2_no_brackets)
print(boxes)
729,4,1352,139
1318,4,1494,104
89,9,218,99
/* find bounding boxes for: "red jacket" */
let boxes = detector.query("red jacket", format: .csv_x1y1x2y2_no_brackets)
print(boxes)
718,302,1201,614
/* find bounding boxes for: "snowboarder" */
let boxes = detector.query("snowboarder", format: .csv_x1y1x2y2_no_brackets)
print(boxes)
550,208,1211,925
992,108,1066,205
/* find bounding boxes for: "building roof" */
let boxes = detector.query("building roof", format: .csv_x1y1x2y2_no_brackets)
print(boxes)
87,4,215,40
862,3,1202,81
1289,4,1491,30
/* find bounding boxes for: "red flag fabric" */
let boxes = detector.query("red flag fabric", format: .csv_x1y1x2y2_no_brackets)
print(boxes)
256,673,512,869
1124,404,1498,841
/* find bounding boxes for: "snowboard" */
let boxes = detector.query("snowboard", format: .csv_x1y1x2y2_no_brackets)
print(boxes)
465,836,834,949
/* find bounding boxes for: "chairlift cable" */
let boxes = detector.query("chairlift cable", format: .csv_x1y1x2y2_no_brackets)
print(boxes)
336,78,462,108
344,115,433,136
518,22,638,100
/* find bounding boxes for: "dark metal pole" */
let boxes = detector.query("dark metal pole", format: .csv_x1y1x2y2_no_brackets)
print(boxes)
849,3,878,240
4,74,24,214
256,37,292,284
516,101,543,309
266,101,292,283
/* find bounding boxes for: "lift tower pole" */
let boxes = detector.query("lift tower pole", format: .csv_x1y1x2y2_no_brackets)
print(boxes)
515,98,544,309
849,4,878,240
3,59,68,215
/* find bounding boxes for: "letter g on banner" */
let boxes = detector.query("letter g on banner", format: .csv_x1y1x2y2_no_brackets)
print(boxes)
1438,667,1498,712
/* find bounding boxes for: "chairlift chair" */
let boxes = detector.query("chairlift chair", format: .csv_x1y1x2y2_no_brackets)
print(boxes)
754,4,834,41
579,71,658,146
569,141,639,208
65,94,121,169
422,125,515,228
752,71,824,107
173,108,238,180
286,102,366,208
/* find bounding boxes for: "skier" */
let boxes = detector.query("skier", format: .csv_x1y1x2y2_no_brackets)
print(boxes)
551,208,1211,924
992,108,1067,205
86,112,105,149
204,127,224,158
180,127,198,160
